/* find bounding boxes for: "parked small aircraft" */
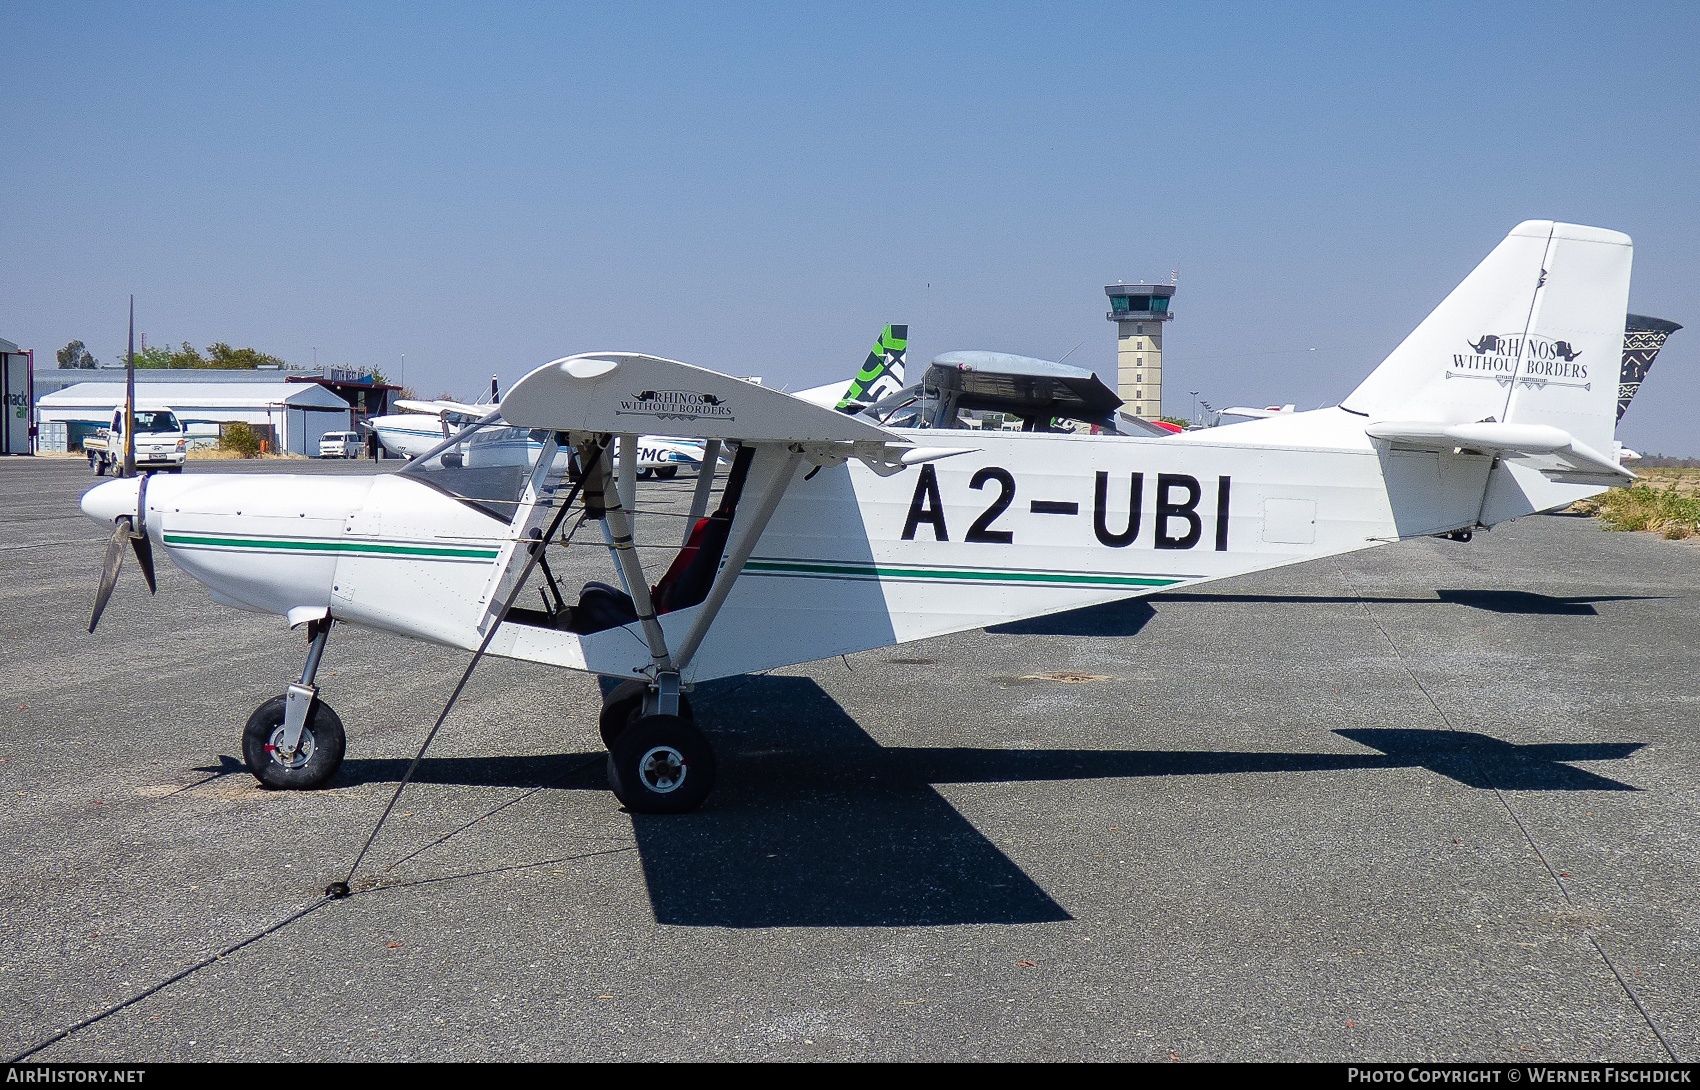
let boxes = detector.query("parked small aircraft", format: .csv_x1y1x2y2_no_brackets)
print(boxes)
81,222,1648,815
367,390,705,478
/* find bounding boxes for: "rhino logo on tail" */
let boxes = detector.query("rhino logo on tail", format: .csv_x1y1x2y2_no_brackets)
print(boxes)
1552,341,1582,362
1468,335,1506,354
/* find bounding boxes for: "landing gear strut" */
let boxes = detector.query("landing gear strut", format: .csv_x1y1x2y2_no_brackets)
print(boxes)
242,617,346,790
598,678,694,748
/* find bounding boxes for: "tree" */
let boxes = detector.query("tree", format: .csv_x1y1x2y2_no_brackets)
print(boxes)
220,422,261,458
131,341,292,369
205,343,288,369
56,340,97,369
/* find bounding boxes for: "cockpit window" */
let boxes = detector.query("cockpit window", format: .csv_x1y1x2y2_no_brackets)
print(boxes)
398,420,567,522
856,383,933,429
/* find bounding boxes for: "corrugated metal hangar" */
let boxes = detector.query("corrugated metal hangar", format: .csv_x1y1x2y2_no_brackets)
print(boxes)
38,381,353,456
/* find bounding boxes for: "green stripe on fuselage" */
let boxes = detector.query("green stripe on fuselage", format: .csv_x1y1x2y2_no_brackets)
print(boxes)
162,532,499,560
743,558,1181,588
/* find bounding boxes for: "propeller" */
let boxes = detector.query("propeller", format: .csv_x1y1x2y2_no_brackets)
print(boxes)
88,472,155,633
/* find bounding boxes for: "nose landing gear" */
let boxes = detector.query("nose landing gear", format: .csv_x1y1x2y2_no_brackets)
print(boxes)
242,617,346,790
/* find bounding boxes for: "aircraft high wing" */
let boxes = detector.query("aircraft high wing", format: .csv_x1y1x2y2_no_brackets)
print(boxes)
80,221,1648,817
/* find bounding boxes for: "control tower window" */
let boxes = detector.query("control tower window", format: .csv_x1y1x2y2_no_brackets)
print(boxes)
1150,296,1169,314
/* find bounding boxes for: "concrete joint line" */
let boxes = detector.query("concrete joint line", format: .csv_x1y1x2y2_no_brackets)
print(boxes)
1334,562,1678,1063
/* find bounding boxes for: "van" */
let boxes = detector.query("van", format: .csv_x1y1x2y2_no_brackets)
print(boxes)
319,431,362,458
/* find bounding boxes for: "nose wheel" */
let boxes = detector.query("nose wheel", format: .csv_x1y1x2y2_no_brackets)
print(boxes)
242,694,346,789
242,616,344,789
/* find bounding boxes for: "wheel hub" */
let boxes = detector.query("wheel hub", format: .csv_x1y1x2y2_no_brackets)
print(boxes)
637,745,687,793
265,726,316,769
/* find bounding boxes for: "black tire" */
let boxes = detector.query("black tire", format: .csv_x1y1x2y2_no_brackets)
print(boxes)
637,467,654,481
91,454,104,477
599,680,693,749
241,694,346,790
654,466,678,480
606,714,716,814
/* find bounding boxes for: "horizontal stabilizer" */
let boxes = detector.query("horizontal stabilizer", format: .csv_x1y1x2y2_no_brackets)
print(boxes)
1366,420,1632,481
501,352,907,445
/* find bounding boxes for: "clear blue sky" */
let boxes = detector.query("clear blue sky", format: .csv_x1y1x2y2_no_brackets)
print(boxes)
4,2,1696,452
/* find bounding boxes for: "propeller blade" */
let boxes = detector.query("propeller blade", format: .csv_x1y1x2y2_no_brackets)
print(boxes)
89,517,132,633
130,531,157,594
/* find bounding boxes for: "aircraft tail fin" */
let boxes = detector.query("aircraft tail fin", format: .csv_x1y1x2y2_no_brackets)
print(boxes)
835,324,908,412
1619,315,1681,421
1343,221,1632,459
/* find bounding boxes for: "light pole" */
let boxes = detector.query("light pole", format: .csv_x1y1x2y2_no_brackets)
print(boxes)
1190,391,1199,425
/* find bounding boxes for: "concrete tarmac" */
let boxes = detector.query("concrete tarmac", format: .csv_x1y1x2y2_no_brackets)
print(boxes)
1,455,1695,1061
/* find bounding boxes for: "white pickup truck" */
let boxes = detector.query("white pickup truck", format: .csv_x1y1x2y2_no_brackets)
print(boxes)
85,407,188,475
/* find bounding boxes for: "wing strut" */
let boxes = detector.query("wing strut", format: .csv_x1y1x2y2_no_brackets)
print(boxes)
603,434,676,675
672,444,806,674
683,439,721,544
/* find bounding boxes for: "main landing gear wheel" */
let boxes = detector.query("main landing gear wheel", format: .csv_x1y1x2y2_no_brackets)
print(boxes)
241,694,346,790
598,679,693,749
654,466,678,480
606,714,716,814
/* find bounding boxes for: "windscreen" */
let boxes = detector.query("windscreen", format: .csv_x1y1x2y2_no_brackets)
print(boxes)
397,420,566,522
855,383,933,429
133,411,181,433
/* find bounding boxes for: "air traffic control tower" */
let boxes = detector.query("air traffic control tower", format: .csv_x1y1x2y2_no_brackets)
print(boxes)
1104,283,1174,418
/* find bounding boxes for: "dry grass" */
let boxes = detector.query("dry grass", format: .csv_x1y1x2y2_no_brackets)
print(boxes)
184,448,307,461
1572,468,1700,540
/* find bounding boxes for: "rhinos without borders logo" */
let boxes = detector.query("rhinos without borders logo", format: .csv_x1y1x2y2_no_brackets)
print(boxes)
615,389,734,422
1450,334,1589,386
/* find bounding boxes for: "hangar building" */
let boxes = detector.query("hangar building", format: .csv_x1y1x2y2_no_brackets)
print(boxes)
1,338,34,455
38,381,353,456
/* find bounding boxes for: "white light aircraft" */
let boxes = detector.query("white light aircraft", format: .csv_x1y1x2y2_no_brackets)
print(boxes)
81,221,1641,816
367,393,705,479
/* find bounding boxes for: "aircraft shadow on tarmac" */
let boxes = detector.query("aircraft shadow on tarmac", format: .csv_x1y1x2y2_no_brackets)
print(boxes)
1154,589,1656,616
986,590,1660,635
297,676,1643,929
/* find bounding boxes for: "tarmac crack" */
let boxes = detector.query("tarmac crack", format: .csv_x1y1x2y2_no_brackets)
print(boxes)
3,842,636,1062
1336,561,1679,1062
